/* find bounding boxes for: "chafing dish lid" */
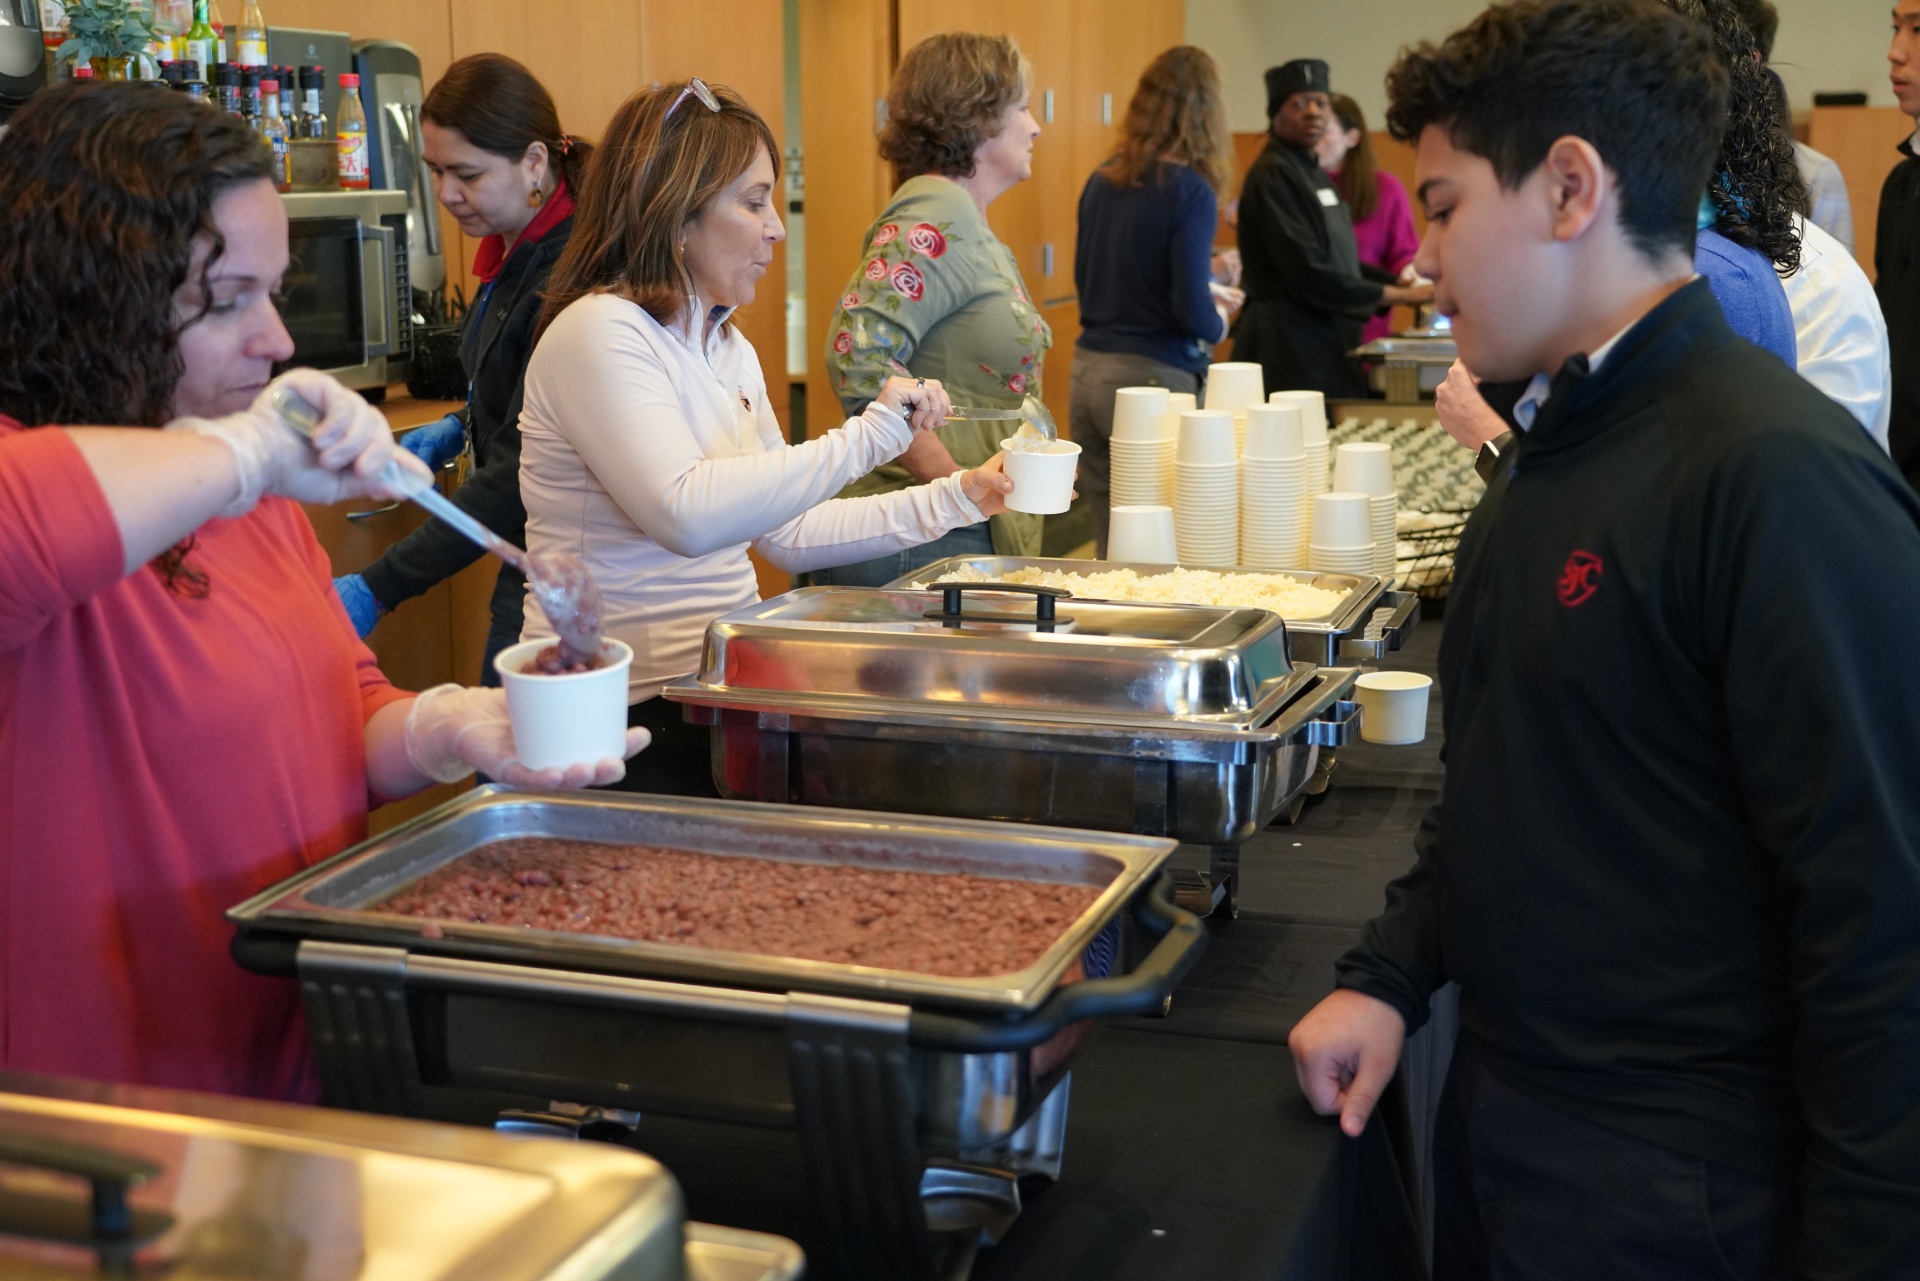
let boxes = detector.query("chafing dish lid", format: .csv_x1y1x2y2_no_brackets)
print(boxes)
687,585,1298,723
0,1071,700,1280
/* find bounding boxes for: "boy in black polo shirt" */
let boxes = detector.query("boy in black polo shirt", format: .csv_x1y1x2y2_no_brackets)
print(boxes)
1286,1,1920,1276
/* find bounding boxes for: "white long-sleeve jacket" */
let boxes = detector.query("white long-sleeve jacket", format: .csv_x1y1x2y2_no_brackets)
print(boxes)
518,291,983,700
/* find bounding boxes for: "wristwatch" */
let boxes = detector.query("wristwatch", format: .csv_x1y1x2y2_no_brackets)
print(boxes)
1474,430,1516,483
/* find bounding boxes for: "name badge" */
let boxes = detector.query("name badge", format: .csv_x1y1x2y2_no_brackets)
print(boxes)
1316,186,1340,208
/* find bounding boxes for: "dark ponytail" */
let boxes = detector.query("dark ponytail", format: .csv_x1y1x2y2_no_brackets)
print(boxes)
423,53,592,193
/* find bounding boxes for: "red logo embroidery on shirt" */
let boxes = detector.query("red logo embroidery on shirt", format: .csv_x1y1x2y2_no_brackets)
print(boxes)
1557,550,1604,607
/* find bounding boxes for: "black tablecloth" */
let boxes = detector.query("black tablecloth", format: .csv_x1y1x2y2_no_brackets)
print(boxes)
646,626,1449,1280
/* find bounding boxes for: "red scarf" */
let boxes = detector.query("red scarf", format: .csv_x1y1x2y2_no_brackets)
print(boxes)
472,179,574,284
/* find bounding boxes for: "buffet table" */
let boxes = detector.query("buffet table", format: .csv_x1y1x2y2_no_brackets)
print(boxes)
633,624,1451,1281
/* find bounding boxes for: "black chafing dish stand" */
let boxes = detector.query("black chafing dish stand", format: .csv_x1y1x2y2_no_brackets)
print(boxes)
230,795,1208,1281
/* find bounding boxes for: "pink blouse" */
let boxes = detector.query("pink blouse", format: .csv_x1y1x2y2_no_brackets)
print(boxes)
1336,169,1421,344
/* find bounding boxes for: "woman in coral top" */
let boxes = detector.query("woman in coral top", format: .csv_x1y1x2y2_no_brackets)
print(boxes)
0,85,642,1100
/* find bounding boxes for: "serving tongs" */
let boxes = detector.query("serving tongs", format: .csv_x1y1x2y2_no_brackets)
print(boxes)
272,387,604,663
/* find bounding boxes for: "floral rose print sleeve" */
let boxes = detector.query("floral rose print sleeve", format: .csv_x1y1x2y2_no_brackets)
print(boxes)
824,176,1052,416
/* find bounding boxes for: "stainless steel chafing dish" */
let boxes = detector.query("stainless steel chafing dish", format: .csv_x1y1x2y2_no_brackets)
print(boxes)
229,788,1204,1281
0,1069,801,1280
1351,334,1459,400
887,555,1420,666
663,584,1369,917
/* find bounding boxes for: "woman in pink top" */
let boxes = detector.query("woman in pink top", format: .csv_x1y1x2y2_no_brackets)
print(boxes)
1317,93,1421,345
0,85,643,1101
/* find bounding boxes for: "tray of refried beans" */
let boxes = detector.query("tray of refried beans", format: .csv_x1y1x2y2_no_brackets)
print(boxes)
229,786,1193,1016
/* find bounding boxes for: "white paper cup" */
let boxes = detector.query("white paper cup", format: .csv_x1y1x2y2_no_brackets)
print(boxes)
1355,671,1433,745
1176,410,1238,465
1167,392,1198,415
1333,442,1395,496
1108,505,1178,563
1112,387,1173,442
495,638,634,772
1244,402,1305,460
1205,362,1266,415
1312,491,1375,548
1001,437,1081,514
1271,390,1329,446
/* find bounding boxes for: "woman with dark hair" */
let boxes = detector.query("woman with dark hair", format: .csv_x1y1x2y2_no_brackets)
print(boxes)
0,85,637,1099
520,79,1012,796
1070,45,1239,556
808,31,1051,583
1316,93,1420,345
335,54,591,684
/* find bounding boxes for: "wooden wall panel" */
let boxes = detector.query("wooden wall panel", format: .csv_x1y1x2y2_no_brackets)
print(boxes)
800,0,895,433
1806,105,1912,276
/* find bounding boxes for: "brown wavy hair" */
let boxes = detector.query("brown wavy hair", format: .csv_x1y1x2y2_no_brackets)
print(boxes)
878,32,1033,188
1328,94,1382,222
538,81,778,338
424,53,593,195
1099,46,1234,199
0,82,275,596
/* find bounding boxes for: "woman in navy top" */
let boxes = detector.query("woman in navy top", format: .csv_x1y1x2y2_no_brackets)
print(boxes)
1071,46,1237,555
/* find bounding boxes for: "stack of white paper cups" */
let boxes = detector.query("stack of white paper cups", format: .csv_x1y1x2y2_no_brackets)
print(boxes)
1239,401,1309,569
1205,361,1266,454
1332,441,1398,581
1270,390,1330,504
1309,492,1378,574
1108,386,1175,508
1174,409,1240,565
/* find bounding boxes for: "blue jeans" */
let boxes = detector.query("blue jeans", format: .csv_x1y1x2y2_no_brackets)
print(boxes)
799,521,996,588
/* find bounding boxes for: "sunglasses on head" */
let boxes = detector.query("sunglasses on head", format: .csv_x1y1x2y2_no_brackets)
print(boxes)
666,77,721,121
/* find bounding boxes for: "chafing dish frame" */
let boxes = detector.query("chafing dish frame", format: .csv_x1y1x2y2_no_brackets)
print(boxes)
229,791,1206,1281
666,661,1363,919
885,556,1419,666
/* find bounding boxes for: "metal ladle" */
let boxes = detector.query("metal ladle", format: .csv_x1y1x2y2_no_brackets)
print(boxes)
271,387,605,664
946,394,1058,447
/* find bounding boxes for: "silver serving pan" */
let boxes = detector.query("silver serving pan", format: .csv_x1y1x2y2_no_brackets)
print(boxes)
886,556,1419,666
229,787,1177,1016
0,1069,803,1281
229,793,1205,1281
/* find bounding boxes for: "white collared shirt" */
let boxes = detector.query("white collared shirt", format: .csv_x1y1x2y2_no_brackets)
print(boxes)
1511,321,1637,432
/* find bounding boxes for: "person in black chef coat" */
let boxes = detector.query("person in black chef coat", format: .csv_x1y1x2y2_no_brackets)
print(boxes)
1231,59,1431,398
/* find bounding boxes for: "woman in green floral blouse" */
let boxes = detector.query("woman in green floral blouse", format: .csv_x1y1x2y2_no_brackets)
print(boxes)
806,31,1051,585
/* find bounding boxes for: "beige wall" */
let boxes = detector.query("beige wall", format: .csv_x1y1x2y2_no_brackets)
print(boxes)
1188,0,1901,132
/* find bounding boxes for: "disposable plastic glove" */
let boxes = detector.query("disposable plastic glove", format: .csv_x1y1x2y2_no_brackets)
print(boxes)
167,368,434,517
333,573,382,637
402,684,651,789
399,413,468,472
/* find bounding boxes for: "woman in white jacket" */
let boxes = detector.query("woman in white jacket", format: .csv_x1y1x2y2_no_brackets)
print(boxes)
520,78,1013,795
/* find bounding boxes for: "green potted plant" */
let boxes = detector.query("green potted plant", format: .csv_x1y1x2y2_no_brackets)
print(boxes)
55,0,162,81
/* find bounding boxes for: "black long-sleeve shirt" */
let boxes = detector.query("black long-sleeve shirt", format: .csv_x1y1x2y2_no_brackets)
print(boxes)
1231,137,1392,399
359,217,573,613
1337,280,1920,1273
1874,138,1920,490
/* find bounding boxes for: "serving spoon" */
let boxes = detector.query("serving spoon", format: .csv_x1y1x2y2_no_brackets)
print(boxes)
946,394,1059,448
272,387,605,665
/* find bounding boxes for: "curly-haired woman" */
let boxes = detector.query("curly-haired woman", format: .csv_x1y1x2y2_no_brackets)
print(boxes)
808,32,1051,584
0,85,639,1099
336,55,590,684
1070,45,1237,556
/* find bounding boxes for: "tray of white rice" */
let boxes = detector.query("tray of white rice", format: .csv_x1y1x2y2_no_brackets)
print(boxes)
892,556,1419,666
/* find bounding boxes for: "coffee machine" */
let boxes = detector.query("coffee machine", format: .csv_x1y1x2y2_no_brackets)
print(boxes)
0,0,49,125
352,39,446,303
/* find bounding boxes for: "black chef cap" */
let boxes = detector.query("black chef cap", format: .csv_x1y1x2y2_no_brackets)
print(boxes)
1265,59,1332,118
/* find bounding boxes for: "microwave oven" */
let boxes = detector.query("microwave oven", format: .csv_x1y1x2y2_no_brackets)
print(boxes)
278,189,413,393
